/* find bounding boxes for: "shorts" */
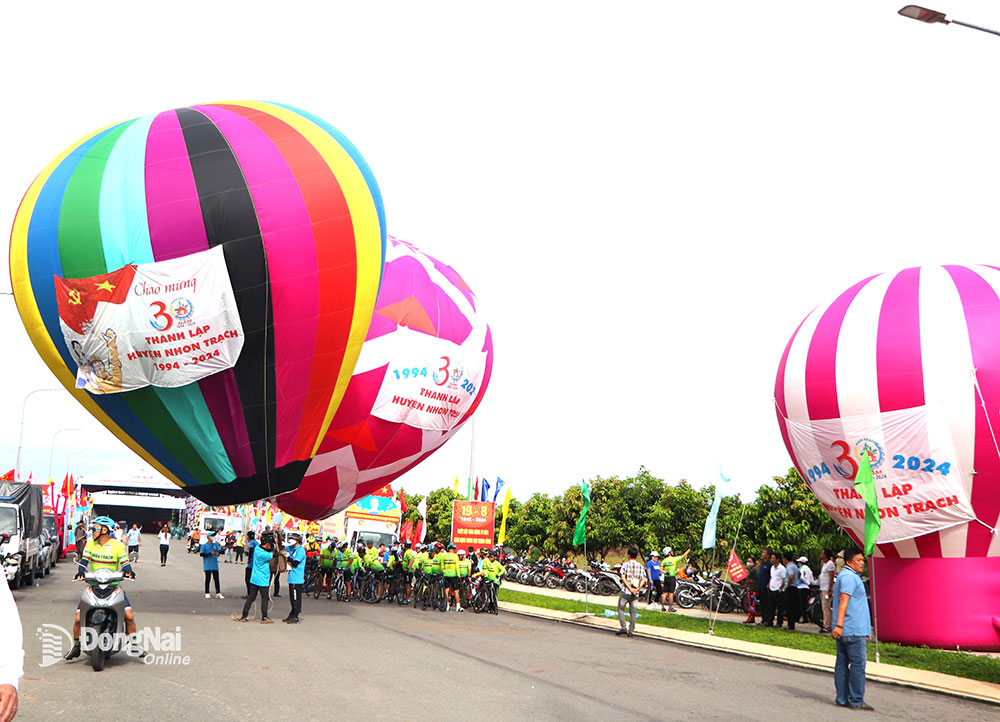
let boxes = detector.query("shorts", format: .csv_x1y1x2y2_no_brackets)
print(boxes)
445,576,459,590
663,576,676,594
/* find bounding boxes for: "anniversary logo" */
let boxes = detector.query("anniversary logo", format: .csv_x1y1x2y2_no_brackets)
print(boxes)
54,246,244,394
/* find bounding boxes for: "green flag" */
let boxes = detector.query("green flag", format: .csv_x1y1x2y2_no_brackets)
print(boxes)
854,450,881,556
572,479,591,546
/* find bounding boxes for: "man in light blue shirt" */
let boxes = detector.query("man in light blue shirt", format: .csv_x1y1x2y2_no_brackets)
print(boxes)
126,524,142,560
283,533,307,624
831,547,873,711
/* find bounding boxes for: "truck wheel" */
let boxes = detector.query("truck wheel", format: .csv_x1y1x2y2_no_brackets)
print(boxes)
8,571,19,591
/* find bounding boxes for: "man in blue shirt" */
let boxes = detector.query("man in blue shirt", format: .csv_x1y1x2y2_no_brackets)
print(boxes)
831,547,873,711
283,533,307,624
645,551,664,611
234,531,275,623
200,531,224,599
126,524,142,560
755,548,772,625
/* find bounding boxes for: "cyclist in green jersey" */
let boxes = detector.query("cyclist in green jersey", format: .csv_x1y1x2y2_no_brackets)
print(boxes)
365,544,385,598
318,540,337,599
336,542,354,601
401,541,415,600
439,542,462,611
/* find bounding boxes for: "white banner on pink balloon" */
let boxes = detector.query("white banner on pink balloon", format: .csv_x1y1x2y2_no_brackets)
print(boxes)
369,328,487,431
785,406,976,544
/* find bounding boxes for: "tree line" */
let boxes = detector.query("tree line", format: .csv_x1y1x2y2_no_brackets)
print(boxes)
400,466,848,568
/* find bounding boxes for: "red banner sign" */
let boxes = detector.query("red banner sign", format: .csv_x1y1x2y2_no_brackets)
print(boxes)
451,500,495,549
727,549,748,583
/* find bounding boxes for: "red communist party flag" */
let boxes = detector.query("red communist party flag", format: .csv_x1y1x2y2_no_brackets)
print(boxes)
54,265,137,335
727,549,748,583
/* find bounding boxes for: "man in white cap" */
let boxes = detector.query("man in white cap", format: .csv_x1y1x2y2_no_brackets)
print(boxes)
797,555,815,625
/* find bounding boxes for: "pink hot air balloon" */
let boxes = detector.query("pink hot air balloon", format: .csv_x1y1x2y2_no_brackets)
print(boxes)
776,265,1000,650
276,237,493,520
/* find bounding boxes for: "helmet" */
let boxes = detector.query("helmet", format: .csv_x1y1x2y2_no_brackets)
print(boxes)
356,542,366,551
797,556,808,564
288,532,303,543
306,534,315,541
457,549,466,557
434,541,445,551
92,516,115,534
662,546,672,556
403,540,412,548
337,541,348,550
447,542,456,550
488,548,498,558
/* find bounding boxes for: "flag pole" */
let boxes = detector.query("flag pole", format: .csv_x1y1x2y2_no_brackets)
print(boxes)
870,553,880,663
583,537,590,615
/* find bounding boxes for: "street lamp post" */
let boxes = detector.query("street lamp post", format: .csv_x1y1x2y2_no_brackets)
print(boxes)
15,388,63,479
48,428,83,481
899,5,1000,37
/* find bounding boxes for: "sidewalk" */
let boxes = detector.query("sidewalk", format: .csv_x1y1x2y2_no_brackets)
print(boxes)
499,600,1000,707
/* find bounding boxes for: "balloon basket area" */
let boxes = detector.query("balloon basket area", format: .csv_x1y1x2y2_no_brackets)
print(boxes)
873,555,1000,651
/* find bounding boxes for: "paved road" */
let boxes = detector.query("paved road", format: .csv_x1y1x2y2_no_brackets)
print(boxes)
9,537,997,721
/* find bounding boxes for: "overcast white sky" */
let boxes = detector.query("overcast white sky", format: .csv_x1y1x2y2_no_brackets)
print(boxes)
2,1,999,503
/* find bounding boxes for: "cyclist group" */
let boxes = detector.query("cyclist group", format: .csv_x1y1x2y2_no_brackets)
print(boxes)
308,537,506,615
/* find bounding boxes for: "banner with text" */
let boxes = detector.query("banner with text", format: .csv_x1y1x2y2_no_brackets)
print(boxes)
726,549,748,583
451,500,495,550
54,246,243,394
370,327,488,431
785,405,976,544
344,494,402,524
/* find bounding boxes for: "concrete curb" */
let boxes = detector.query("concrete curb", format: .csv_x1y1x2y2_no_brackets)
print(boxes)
499,601,1000,707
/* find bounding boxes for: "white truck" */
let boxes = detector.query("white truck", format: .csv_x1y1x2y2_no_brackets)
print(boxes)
1,481,44,589
344,516,399,550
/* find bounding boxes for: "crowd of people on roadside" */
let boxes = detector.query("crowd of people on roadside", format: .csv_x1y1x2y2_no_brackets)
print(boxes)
743,547,839,632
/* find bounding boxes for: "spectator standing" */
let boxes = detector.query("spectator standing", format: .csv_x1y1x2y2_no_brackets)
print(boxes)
126,524,141,560
188,527,200,553
271,529,287,598
754,548,772,625
283,533,306,623
73,521,88,559
234,532,276,624
781,552,799,631
796,556,814,624
157,525,170,566
242,531,258,598
616,547,646,637
223,531,236,563
645,551,663,611
763,551,785,627
832,548,873,710
200,531,224,599
0,569,23,722
819,549,836,633
660,546,690,613
742,556,758,624
234,532,246,564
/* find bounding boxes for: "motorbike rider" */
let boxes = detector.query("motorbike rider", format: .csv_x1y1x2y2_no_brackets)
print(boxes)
64,516,143,660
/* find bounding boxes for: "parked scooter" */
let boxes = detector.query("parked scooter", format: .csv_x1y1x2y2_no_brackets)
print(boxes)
77,569,134,671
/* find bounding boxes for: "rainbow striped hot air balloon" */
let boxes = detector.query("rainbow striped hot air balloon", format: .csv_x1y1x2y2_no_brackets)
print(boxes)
776,265,1000,650
10,101,386,505
276,237,493,520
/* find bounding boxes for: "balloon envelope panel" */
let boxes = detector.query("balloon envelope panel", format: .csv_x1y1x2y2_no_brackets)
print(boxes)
10,101,385,504
775,265,1000,649
276,237,493,520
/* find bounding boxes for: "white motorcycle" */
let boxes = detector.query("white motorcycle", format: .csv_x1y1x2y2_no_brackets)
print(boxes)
77,569,133,671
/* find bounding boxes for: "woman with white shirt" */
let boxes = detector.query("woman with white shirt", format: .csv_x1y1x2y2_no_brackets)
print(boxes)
158,525,171,566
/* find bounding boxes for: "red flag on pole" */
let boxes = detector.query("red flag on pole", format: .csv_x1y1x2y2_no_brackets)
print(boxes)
399,520,413,542
727,549,748,583
60,473,72,498
398,488,407,514
0,469,14,481
474,477,479,501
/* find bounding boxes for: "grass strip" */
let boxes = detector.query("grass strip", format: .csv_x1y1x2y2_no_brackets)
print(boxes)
498,588,1000,685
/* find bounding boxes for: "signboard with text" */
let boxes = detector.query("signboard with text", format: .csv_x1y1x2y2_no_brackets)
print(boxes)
450,500,495,550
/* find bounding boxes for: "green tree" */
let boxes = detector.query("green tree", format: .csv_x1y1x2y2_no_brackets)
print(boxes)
423,487,461,543
504,493,554,554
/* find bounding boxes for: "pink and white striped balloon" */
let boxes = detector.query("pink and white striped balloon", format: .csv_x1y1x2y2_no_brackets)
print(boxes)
776,265,1000,650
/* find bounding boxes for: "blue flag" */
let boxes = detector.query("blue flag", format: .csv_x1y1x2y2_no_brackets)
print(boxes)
493,477,505,503
702,467,730,550
481,478,490,503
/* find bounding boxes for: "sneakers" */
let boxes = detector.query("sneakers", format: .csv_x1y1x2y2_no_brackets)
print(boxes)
205,593,211,599
851,703,875,712
667,606,677,613
231,613,248,623
216,593,225,599
260,618,274,624
615,629,627,636
64,641,81,660
286,617,300,624
456,605,464,612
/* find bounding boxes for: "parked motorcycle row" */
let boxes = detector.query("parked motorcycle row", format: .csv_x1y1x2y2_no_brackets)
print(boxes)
504,559,623,596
